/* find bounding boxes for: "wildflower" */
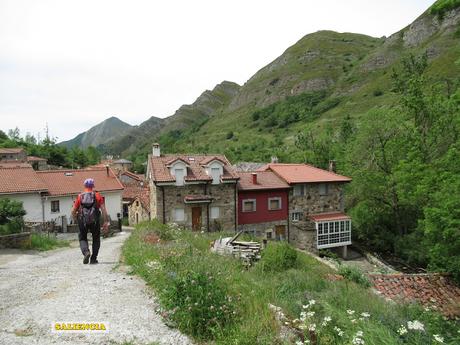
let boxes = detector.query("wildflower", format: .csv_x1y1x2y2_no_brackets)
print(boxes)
351,319,357,324
308,323,316,332
361,312,370,318
321,316,332,326
352,337,365,345
306,311,315,318
347,309,355,315
302,304,310,309
407,320,425,331
397,325,408,335
433,334,444,343
296,341,303,345
309,299,316,306
356,331,364,337
334,326,344,337
299,324,307,330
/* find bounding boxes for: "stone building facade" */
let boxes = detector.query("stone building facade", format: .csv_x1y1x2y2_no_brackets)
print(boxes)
147,144,238,232
259,163,352,255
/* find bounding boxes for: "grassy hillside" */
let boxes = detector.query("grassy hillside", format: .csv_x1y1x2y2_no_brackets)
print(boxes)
120,4,459,165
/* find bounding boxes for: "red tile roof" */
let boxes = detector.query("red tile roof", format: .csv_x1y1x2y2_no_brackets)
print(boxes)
0,166,48,194
260,163,352,184
309,212,351,222
370,273,460,318
37,168,123,196
120,170,144,182
237,171,290,191
130,187,150,211
123,184,146,201
0,148,25,154
149,154,239,183
0,162,32,168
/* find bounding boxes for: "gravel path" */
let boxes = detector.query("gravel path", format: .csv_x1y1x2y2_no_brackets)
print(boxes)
0,231,192,345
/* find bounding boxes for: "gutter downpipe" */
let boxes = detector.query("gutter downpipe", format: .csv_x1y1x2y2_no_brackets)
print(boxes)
161,186,166,224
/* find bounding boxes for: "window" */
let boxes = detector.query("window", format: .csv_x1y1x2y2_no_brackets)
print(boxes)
268,197,281,210
293,184,308,196
173,208,185,222
210,206,220,219
175,168,185,186
316,219,351,249
51,200,60,213
242,199,256,212
291,212,302,222
211,167,221,184
319,183,329,196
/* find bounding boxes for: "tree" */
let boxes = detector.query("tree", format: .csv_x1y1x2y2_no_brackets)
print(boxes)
0,198,26,235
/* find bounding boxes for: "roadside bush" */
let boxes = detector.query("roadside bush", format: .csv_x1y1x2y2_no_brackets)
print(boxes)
160,265,238,340
259,241,298,272
0,198,25,235
136,219,178,241
25,233,69,251
338,265,371,288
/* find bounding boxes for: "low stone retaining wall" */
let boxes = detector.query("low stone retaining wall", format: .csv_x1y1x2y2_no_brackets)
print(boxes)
0,232,31,249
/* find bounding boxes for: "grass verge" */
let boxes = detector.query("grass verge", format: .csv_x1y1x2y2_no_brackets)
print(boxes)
123,220,459,344
23,233,70,251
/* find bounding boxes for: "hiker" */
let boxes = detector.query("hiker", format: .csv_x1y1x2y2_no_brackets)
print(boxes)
71,178,110,264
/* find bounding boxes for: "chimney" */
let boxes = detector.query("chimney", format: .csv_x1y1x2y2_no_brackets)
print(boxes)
328,160,336,173
105,164,110,176
252,172,258,184
152,143,161,157
271,156,279,163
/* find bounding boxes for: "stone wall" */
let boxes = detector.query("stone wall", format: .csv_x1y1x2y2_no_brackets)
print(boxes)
289,182,346,251
0,232,31,249
238,220,288,240
152,182,236,232
128,199,150,226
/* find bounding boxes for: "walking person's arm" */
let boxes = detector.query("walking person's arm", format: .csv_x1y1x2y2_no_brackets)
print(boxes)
100,203,110,235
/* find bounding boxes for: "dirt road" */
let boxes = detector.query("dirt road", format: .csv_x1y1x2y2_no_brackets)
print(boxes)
0,231,191,345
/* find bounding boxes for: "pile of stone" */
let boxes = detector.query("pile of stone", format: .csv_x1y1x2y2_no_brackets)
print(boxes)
211,231,262,266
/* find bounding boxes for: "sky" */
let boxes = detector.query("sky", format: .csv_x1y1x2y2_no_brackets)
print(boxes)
0,0,434,142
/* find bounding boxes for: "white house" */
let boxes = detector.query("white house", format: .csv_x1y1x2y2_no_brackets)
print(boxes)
0,163,124,225
0,162,48,222
37,167,124,224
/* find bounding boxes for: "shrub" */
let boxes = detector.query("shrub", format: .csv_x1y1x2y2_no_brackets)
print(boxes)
136,219,178,241
430,0,460,17
25,233,69,251
259,241,298,272
0,198,25,235
338,265,371,287
160,266,237,339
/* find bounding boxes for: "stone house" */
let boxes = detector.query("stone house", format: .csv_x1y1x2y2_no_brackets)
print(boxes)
237,171,290,240
259,163,352,256
0,148,27,162
146,144,239,231
128,188,150,225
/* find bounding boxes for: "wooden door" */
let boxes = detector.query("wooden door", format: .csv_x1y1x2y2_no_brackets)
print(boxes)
275,225,286,240
192,207,202,231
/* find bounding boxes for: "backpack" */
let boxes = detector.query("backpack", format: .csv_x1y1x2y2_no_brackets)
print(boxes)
79,192,98,225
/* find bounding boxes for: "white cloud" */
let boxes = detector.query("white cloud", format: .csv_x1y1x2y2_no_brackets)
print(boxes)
0,0,434,141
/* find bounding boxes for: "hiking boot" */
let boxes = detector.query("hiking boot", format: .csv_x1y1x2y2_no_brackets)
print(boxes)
83,251,91,264
90,259,98,264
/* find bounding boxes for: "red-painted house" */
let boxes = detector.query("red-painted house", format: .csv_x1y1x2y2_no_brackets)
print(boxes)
237,171,290,240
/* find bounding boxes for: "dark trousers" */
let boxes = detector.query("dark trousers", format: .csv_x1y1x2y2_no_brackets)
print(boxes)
78,219,101,260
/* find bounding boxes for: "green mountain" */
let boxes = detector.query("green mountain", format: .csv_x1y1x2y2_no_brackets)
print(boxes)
59,116,133,149
106,2,458,163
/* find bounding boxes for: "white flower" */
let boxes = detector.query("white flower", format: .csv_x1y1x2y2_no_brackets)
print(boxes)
334,326,344,337
356,331,364,337
433,334,444,343
397,325,408,335
352,337,365,345
304,341,310,344
323,316,332,322
351,319,357,324
296,341,303,345
361,312,370,318
307,311,315,318
299,324,307,330
308,299,316,306
308,323,316,332
407,320,425,331
347,309,355,315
